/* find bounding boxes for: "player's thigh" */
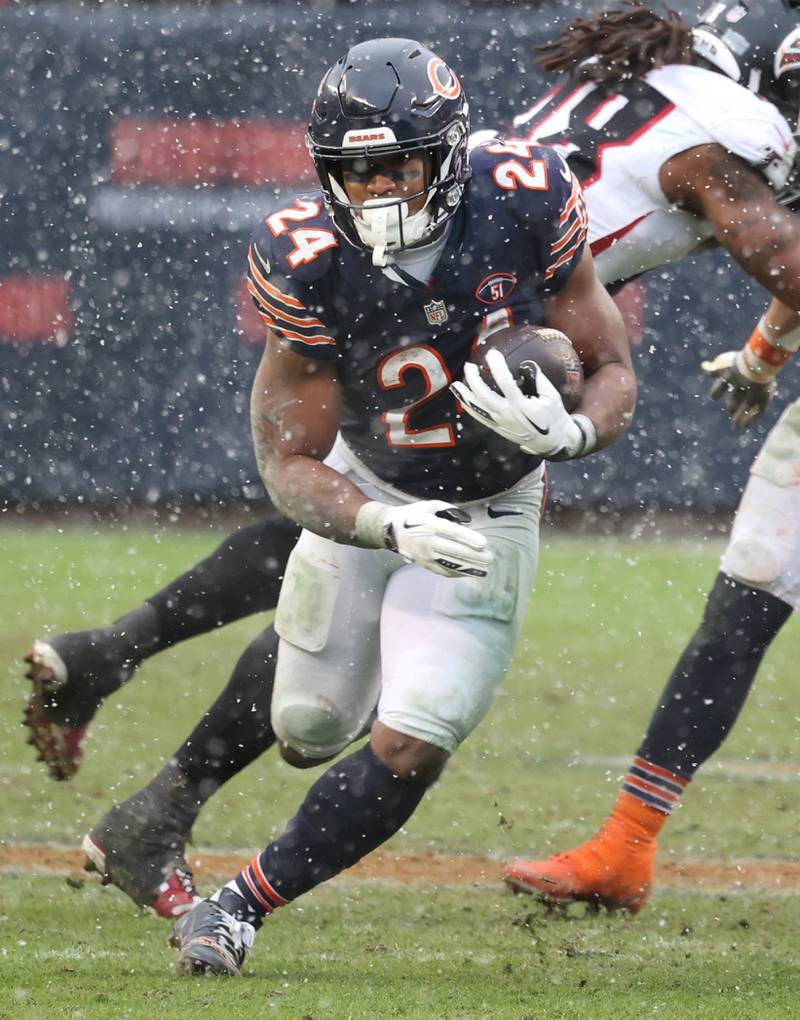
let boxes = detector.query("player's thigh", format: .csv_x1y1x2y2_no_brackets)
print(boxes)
272,528,388,758
377,508,541,754
721,400,800,606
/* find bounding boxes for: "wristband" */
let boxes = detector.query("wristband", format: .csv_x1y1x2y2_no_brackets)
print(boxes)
354,501,394,550
740,329,792,382
548,414,598,461
754,314,800,352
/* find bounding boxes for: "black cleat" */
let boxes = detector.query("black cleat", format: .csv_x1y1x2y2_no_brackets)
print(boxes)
82,764,202,918
170,896,255,976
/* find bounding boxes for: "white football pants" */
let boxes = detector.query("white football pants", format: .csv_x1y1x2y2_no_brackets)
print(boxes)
271,437,544,758
721,398,800,608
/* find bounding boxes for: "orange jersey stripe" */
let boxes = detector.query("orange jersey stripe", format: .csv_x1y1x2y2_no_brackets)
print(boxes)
247,247,304,309
544,231,586,279
559,180,583,223
550,216,585,255
246,279,325,330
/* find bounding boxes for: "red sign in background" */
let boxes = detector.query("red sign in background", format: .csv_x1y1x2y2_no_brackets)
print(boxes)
110,118,312,187
0,275,73,344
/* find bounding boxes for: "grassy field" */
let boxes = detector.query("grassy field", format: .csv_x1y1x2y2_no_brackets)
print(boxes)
1,520,799,1017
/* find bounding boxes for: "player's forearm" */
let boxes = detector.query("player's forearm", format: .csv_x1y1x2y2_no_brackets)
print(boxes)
718,213,800,310
260,454,370,543
756,298,800,349
577,362,637,451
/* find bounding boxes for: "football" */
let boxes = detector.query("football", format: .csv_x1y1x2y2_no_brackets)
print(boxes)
471,324,584,413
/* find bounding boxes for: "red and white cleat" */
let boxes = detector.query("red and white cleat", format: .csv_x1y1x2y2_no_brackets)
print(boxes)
83,833,200,920
23,640,87,782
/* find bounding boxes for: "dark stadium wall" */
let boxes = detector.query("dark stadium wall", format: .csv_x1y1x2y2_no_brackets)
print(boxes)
0,2,774,510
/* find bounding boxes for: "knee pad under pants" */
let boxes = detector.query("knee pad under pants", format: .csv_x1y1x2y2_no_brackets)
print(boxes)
721,399,800,607
271,445,544,758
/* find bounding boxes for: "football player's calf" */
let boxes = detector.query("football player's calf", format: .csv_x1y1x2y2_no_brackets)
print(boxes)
83,625,279,917
23,516,298,780
505,572,792,911
171,736,437,975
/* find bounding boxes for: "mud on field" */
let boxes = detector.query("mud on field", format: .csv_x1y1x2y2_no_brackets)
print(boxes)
2,844,800,896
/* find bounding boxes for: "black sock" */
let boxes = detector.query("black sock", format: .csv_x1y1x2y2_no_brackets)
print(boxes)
44,603,162,724
224,743,431,925
43,517,298,726
146,516,300,648
638,572,792,779
171,625,278,803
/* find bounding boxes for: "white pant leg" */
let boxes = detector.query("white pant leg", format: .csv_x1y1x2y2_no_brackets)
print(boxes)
720,399,800,607
377,484,543,753
271,528,392,759
272,436,544,758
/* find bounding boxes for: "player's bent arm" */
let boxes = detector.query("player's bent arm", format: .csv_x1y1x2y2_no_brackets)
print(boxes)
250,331,368,543
660,145,800,310
543,248,637,451
451,250,636,460
251,332,494,577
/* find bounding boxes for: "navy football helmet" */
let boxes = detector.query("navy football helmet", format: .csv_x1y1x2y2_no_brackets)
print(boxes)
306,37,471,265
693,0,800,127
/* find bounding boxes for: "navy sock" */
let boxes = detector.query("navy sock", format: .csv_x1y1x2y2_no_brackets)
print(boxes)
224,743,430,925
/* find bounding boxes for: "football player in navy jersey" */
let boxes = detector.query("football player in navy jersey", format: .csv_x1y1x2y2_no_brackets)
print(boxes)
161,38,633,973
28,0,800,924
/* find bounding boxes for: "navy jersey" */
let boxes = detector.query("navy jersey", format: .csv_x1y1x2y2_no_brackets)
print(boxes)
246,142,588,501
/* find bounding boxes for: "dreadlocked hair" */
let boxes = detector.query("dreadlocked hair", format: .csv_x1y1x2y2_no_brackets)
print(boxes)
537,1,693,83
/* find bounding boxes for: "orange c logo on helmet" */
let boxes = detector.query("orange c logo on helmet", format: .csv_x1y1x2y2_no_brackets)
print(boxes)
427,58,461,100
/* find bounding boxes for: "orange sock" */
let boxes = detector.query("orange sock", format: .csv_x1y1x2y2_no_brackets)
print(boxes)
607,790,669,845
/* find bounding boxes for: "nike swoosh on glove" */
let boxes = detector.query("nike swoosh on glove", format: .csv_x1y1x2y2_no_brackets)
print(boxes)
355,500,494,578
450,348,589,459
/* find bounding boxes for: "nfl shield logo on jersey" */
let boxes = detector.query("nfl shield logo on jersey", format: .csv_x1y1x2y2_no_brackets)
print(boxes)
424,299,448,326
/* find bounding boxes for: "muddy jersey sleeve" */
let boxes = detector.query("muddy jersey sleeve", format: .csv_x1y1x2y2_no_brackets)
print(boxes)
246,203,339,361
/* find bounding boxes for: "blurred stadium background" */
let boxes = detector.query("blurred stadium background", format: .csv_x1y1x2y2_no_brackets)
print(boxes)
3,3,800,1015
0,0,784,517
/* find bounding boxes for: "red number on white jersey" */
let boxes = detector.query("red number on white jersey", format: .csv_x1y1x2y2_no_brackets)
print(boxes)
378,345,455,448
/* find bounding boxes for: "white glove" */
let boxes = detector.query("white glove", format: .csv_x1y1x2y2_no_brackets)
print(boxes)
701,350,776,429
450,348,595,460
355,499,494,578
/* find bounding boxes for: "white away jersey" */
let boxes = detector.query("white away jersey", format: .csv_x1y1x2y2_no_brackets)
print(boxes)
509,64,796,288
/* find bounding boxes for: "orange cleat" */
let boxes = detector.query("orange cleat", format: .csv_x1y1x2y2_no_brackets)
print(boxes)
504,805,660,913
